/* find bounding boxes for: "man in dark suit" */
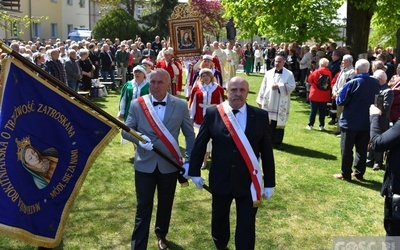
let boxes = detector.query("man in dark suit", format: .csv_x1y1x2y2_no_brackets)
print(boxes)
142,42,156,63
370,104,400,236
99,44,116,89
122,68,195,250
186,76,276,250
226,18,236,45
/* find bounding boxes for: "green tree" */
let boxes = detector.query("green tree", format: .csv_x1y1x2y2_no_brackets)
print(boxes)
0,11,46,38
221,0,342,44
368,1,400,49
92,8,141,40
346,0,375,60
90,0,178,42
346,0,400,61
91,0,136,16
368,17,397,49
139,0,178,42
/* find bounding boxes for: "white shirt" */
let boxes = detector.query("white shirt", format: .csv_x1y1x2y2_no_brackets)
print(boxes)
232,104,247,131
152,94,168,121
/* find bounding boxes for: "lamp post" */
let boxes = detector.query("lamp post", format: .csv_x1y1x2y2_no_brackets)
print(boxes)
342,18,347,46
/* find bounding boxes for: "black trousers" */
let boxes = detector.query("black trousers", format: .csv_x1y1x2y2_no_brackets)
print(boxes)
384,197,400,236
340,129,369,179
131,167,178,250
212,193,258,250
299,68,309,85
269,120,285,145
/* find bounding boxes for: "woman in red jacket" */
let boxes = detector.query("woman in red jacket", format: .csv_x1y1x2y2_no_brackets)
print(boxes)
306,58,333,130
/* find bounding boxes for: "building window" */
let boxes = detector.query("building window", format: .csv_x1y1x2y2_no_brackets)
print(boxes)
67,0,73,5
79,0,85,8
32,23,41,38
51,0,57,2
11,21,19,37
51,23,58,38
0,0,21,11
67,24,74,34
137,5,143,18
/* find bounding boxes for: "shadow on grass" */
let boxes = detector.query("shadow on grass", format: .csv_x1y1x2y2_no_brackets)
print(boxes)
90,97,109,109
247,74,264,78
166,241,186,250
282,143,337,160
347,178,382,192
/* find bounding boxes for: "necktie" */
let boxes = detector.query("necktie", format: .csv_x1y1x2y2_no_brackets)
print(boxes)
232,109,239,116
153,101,166,106
275,69,283,74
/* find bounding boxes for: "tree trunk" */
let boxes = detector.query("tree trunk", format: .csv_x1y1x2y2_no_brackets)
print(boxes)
123,0,135,16
298,22,308,44
346,1,374,61
215,32,220,42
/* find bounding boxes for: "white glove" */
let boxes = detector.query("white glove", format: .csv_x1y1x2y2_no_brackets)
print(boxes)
263,187,274,200
138,135,153,151
191,176,204,189
182,163,189,179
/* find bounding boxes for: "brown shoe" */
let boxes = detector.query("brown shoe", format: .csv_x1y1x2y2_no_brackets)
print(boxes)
158,238,168,250
333,173,351,181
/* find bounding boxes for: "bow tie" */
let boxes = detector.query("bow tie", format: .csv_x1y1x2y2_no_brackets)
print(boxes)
153,101,166,106
275,69,283,74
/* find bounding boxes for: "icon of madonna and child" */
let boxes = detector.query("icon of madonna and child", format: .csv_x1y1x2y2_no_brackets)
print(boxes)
16,136,59,189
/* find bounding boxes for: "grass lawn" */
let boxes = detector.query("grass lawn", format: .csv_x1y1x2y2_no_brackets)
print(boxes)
0,72,386,249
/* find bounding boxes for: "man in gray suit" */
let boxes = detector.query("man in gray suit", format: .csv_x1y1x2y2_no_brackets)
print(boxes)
64,50,82,92
122,68,195,250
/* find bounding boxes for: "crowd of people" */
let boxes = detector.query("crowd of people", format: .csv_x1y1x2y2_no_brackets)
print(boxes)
2,35,400,249
0,36,176,94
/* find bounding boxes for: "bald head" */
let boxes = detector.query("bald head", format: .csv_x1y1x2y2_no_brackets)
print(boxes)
373,69,387,85
227,77,249,109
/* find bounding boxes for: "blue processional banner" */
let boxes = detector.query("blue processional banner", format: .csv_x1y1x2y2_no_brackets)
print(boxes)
0,59,119,247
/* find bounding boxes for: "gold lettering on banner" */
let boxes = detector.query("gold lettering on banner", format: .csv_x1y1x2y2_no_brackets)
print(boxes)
49,182,67,199
62,173,73,184
0,143,20,203
50,149,78,199
5,100,36,131
37,104,75,137
0,100,80,212
18,198,40,214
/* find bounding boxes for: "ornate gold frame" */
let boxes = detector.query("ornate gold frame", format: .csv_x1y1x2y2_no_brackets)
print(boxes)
168,4,203,58
168,18,203,56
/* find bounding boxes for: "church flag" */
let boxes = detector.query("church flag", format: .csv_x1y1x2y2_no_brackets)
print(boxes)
0,58,119,247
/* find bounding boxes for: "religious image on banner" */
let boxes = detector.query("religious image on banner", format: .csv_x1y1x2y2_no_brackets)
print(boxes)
0,59,119,247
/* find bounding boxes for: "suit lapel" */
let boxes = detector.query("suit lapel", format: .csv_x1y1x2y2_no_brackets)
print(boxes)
245,105,256,138
163,94,175,124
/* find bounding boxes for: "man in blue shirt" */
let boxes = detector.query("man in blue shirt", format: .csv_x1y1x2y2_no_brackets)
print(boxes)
333,59,380,181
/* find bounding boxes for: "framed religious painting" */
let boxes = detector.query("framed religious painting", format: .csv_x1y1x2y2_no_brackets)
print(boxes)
168,18,203,56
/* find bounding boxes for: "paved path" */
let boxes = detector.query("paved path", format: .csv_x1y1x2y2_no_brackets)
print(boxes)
236,64,268,74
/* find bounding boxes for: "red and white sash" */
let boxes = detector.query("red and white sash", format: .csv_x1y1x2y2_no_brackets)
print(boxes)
217,102,263,207
138,95,184,166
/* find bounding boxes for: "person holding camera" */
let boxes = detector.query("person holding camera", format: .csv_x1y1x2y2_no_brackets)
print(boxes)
366,70,393,170
369,104,400,235
333,59,380,181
